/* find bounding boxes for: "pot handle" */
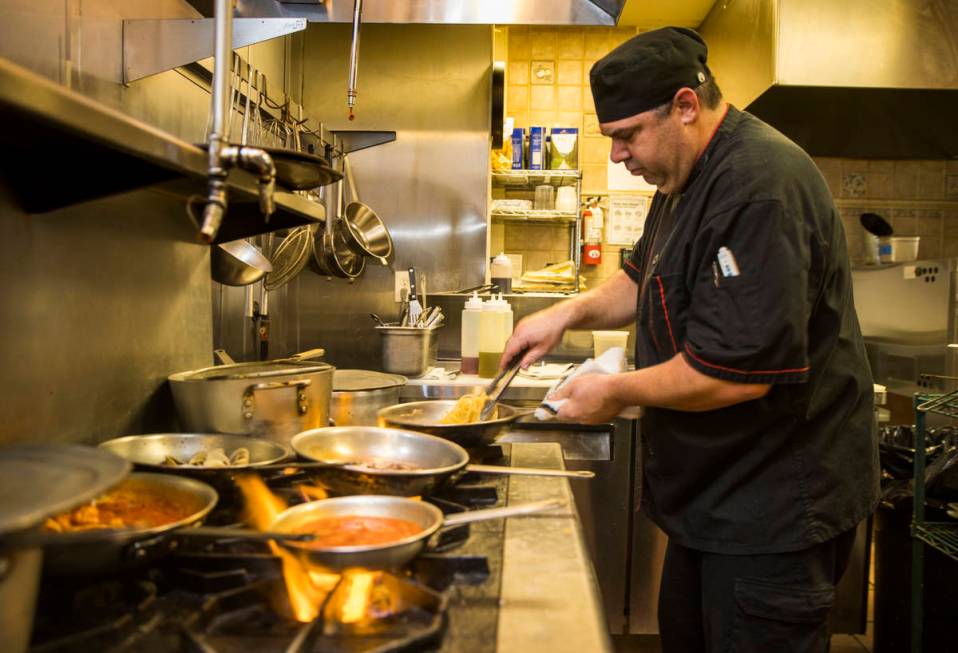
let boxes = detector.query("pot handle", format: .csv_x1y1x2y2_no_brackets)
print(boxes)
441,498,566,528
285,348,326,361
242,379,312,420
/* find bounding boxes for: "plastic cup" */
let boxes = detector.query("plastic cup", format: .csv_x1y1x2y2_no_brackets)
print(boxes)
592,330,629,357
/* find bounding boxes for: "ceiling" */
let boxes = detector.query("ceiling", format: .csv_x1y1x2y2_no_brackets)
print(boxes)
617,0,718,28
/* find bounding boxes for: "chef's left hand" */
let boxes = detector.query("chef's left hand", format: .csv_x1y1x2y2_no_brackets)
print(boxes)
549,373,624,424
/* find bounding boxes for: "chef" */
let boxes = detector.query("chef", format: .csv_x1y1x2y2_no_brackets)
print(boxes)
501,27,880,653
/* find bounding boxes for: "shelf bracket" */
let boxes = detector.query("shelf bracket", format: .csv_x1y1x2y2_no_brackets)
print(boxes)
122,18,307,83
331,130,397,155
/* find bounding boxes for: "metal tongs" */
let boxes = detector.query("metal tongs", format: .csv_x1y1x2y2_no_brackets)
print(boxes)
479,349,527,421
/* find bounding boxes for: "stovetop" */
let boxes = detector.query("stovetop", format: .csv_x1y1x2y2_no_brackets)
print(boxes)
29,448,513,653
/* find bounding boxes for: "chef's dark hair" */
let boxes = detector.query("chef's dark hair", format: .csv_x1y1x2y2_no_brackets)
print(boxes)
652,77,723,118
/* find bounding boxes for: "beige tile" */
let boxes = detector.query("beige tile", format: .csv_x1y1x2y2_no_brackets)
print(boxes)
892,208,918,235
947,160,958,175
584,28,611,60
530,85,557,111
582,136,611,165
611,26,637,47
828,634,866,653
583,163,608,193
529,110,558,127
490,223,505,253
918,160,945,200
947,174,958,200
557,85,582,112
508,60,530,86
582,85,596,114
917,213,943,240
868,160,894,174
507,84,529,112
582,60,597,83
842,158,869,176
556,60,582,85
531,60,555,85
867,173,893,199
508,27,531,60
556,28,584,59
814,158,843,197
583,113,601,136
556,111,582,131
510,110,529,130
531,28,557,59
919,238,942,259
503,225,528,250
893,161,920,199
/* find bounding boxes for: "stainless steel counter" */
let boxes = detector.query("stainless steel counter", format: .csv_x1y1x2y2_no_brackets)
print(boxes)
499,442,612,652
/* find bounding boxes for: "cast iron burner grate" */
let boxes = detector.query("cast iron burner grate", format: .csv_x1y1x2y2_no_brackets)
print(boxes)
28,446,511,653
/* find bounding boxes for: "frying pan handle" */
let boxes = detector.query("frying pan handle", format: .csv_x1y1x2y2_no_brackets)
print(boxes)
285,348,326,361
178,526,315,543
242,379,312,419
441,498,566,528
464,464,595,479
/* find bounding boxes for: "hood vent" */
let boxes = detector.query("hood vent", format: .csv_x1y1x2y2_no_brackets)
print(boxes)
188,0,625,26
700,0,958,159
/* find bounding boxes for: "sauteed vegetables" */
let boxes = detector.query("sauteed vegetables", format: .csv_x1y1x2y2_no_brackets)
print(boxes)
291,515,422,548
162,446,250,467
43,478,202,532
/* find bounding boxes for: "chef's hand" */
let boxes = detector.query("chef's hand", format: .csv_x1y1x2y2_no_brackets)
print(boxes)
501,305,570,370
550,373,624,424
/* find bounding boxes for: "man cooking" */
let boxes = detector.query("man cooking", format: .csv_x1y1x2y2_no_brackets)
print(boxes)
501,27,880,652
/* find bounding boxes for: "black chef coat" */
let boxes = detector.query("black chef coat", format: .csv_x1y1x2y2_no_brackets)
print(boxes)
624,106,880,554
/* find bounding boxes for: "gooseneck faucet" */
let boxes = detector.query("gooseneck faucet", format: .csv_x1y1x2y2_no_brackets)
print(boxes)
199,0,276,243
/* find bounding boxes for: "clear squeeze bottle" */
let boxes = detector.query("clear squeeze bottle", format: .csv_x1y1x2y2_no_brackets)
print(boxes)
460,292,483,375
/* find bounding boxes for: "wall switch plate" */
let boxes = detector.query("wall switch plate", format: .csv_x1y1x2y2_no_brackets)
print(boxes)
394,270,410,302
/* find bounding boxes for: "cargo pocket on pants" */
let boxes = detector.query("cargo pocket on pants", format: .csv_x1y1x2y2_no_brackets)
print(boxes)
727,578,834,653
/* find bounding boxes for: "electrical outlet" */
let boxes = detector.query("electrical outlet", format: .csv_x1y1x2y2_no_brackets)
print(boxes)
394,270,410,302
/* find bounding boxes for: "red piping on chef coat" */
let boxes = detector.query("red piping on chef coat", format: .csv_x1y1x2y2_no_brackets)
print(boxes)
684,343,810,376
655,276,678,354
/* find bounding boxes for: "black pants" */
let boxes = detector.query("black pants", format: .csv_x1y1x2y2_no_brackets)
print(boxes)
658,526,858,653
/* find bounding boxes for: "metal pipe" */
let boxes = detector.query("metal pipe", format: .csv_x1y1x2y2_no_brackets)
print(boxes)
346,0,362,120
200,0,235,242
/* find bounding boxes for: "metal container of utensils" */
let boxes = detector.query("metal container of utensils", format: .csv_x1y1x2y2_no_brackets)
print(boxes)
376,325,442,376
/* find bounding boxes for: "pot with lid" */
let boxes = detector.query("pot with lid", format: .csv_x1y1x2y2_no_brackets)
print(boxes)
169,350,334,446
331,369,407,426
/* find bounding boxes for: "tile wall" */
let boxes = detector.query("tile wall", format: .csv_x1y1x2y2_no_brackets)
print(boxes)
493,26,958,291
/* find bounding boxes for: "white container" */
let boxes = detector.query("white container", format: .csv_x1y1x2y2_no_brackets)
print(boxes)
863,233,880,265
555,186,577,213
592,330,629,357
491,252,513,293
890,236,920,262
460,292,483,375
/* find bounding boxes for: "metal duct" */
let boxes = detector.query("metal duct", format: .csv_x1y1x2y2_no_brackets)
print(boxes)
186,0,625,25
700,0,958,159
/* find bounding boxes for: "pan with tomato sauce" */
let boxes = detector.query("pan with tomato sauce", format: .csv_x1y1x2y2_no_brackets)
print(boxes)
291,515,422,548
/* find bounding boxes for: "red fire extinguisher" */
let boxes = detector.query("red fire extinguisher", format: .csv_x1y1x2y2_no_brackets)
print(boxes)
582,198,603,265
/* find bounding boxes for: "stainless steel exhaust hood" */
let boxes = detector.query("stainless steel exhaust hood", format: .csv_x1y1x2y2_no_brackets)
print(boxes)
186,0,626,26
700,0,958,159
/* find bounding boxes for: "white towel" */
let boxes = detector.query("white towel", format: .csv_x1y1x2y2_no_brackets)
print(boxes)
535,347,641,421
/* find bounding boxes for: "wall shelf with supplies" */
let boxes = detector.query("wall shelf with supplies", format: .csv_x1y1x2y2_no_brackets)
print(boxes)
489,168,582,292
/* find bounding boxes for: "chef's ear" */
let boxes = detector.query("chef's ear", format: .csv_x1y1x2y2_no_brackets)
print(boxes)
673,87,699,125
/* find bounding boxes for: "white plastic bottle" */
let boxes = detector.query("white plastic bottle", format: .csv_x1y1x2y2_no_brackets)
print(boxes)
497,293,514,344
478,297,505,379
460,292,483,375
491,252,513,293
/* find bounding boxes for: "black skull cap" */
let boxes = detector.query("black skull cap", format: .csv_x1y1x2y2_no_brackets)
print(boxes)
590,27,711,124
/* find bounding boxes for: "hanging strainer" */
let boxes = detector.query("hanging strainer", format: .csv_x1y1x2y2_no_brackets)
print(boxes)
264,226,313,290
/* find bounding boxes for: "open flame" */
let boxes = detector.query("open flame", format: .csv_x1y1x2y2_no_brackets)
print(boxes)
234,474,377,624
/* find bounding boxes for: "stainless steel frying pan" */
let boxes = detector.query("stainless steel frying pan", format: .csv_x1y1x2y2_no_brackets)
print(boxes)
270,494,565,571
376,400,531,449
291,426,593,496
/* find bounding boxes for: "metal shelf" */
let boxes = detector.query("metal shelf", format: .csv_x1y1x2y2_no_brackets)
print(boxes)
492,169,581,188
0,57,324,243
917,389,958,418
912,522,958,563
491,209,578,224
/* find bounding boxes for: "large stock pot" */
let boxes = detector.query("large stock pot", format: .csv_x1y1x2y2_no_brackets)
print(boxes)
169,355,334,446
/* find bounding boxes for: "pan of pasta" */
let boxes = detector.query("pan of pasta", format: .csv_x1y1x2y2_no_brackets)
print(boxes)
375,396,531,449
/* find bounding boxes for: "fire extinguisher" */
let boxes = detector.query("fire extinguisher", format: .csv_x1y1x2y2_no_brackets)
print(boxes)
582,198,603,265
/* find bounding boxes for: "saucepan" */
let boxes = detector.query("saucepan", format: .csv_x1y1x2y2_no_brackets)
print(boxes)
290,426,593,496
376,400,531,449
270,494,565,571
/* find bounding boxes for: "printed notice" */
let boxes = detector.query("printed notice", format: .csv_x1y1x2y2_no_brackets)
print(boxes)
606,194,651,245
